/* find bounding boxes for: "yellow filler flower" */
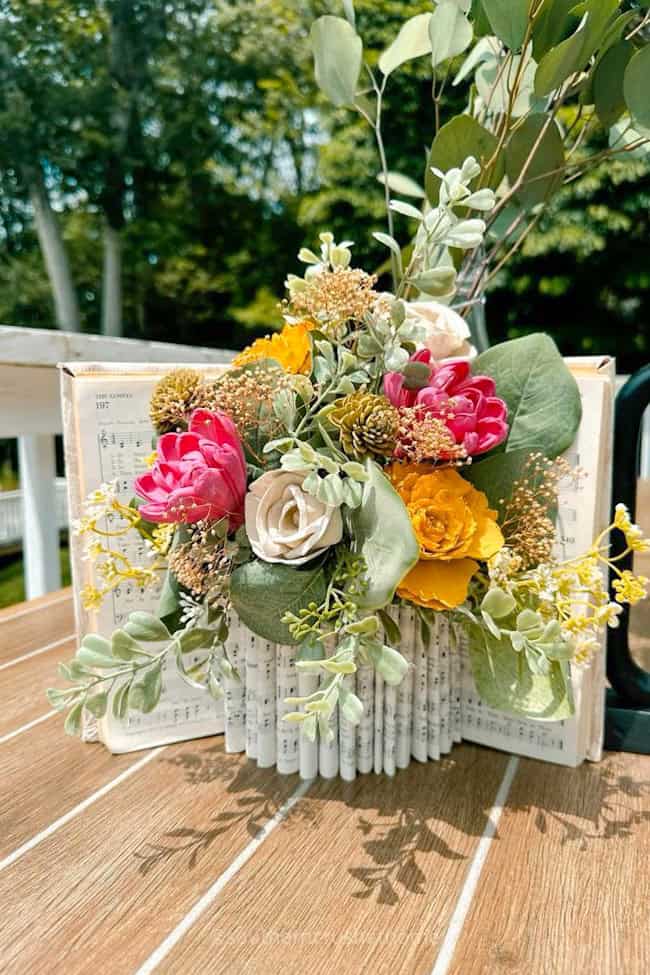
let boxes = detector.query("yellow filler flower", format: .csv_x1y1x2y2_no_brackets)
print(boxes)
389,464,504,611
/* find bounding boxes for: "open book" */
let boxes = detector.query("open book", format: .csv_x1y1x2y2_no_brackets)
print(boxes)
61,356,613,766
459,357,615,766
60,362,227,753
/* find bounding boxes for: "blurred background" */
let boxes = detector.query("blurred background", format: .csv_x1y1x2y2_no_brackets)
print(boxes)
0,0,649,610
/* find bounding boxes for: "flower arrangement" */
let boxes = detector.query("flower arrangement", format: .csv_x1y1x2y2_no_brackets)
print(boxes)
49,209,650,746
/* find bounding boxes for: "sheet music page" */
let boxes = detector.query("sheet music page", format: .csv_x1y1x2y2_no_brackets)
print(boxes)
460,360,613,766
61,363,226,753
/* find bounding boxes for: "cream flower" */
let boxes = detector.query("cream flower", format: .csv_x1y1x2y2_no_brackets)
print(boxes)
245,470,343,565
405,300,475,360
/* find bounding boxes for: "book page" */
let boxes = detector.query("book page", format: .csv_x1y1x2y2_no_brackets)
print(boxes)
61,362,227,753
459,359,614,766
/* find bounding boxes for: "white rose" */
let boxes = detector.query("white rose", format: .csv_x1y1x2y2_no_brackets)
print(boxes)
405,300,475,360
245,470,343,565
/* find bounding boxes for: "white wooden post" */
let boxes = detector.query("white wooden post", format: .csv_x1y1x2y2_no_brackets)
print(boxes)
17,434,62,599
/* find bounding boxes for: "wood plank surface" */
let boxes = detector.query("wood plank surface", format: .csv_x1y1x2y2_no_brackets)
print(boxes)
0,636,75,737
0,588,74,663
0,725,141,858
446,751,650,975
158,746,510,975
0,739,299,975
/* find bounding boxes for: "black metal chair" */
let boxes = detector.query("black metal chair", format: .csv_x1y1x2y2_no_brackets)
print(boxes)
605,364,650,753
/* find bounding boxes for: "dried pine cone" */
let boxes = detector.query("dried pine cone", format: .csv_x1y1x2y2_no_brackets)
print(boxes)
330,392,399,460
149,369,212,433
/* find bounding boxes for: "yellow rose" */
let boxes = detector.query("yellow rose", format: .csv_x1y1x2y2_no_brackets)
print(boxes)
233,321,313,375
388,464,504,611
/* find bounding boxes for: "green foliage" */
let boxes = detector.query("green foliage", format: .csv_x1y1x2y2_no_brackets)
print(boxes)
504,115,565,210
311,16,362,106
350,458,419,611
230,558,328,645
475,333,582,457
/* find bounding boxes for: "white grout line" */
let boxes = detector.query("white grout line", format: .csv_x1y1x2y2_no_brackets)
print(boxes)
0,633,76,671
0,747,166,874
0,710,57,744
0,592,72,624
429,755,520,975
134,777,313,975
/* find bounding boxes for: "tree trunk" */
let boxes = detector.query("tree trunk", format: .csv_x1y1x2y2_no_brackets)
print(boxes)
28,171,81,332
101,221,123,336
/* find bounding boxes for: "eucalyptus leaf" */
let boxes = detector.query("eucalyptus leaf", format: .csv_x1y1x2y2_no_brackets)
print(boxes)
480,0,530,51
140,665,163,714
81,634,112,656
426,116,503,203
64,701,83,736
624,45,650,131
531,0,579,61
112,682,130,720
379,13,432,76
534,0,618,96
467,628,574,720
310,15,362,107
157,567,183,632
350,459,419,611
429,0,473,68
111,628,143,661
177,627,216,653
85,692,108,719
504,114,564,210
474,333,581,458
231,559,328,645
377,171,425,199
76,646,118,670
125,612,171,642
593,41,632,128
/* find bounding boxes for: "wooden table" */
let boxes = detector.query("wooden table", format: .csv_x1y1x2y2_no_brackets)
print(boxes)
1,590,649,975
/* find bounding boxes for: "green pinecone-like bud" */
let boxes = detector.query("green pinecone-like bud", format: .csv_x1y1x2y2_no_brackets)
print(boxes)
330,392,399,460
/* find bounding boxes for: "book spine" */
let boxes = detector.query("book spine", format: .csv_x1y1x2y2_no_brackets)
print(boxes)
339,673,357,782
245,631,258,760
298,671,319,780
356,663,374,774
255,637,277,768
276,645,299,775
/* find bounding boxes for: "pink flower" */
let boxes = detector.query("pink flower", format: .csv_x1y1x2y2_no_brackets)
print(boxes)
384,352,508,457
134,409,247,529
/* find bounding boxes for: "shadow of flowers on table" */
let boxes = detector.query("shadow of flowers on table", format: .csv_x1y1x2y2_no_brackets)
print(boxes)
341,749,650,905
133,740,316,876
514,755,650,851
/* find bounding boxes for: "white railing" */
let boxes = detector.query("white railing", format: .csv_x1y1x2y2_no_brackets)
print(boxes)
0,325,232,600
0,478,68,548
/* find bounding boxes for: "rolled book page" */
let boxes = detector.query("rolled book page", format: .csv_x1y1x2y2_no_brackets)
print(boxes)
411,611,429,763
297,671,319,780
395,605,414,770
373,671,384,774
339,672,357,782
276,645,299,775
427,615,441,761
255,637,277,768
383,682,397,778
439,615,452,755
245,630,258,760
450,622,462,744
356,663,374,774
223,619,246,754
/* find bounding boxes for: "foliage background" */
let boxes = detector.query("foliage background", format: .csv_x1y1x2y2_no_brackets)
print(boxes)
0,0,648,367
